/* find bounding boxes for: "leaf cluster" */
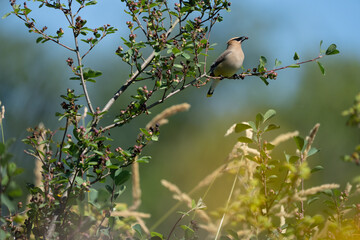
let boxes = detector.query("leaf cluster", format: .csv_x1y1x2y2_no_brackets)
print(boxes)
205,110,360,239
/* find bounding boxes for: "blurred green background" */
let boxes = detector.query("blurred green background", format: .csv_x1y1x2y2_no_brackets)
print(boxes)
1,0,360,235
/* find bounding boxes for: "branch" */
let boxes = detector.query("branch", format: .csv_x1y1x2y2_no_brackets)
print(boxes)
71,15,95,114
101,74,205,132
12,10,75,52
100,52,326,131
81,29,109,59
100,17,181,115
236,55,324,79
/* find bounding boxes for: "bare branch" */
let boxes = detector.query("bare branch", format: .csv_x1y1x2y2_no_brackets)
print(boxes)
71,15,95,114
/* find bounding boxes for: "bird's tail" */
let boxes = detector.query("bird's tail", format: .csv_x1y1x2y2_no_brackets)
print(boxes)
207,79,220,97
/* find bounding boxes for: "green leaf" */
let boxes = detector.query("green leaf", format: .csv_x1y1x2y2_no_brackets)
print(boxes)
264,124,280,132
284,152,300,163
93,150,104,156
255,113,264,127
235,123,252,133
85,0,97,6
75,176,84,185
105,185,113,193
151,135,159,141
114,170,131,186
307,196,319,205
195,197,206,209
133,224,144,237
260,76,269,85
325,44,340,55
88,188,98,205
311,165,324,173
2,12,11,19
182,52,191,59
1,194,15,212
293,52,300,60
317,61,325,75
36,37,44,43
171,47,181,54
82,68,102,79
173,64,183,69
259,56,267,68
294,136,304,151
264,142,275,150
275,58,282,67
151,232,164,239
137,156,151,163
307,147,319,157
238,136,253,144
96,188,111,203
114,185,126,200
13,4,20,14
263,109,276,122
180,225,194,232
321,189,333,197
320,40,323,49
288,64,300,68
23,8,32,15
248,121,257,131
7,162,17,176
1,174,9,186
140,128,151,136
245,155,257,163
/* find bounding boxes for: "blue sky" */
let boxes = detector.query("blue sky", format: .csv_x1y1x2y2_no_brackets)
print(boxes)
1,0,359,107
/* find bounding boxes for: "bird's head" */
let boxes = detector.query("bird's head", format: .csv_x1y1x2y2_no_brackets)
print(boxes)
227,36,248,46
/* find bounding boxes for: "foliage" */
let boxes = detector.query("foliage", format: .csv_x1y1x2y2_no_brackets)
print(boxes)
211,110,360,239
342,92,360,167
160,110,360,239
1,0,345,239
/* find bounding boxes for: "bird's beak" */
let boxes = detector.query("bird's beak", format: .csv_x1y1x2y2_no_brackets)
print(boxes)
241,36,249,42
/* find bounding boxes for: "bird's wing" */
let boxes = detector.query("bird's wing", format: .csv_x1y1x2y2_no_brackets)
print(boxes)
209,50,232,76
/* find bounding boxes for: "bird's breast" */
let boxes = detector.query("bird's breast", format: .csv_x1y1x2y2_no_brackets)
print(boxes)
213,52,244,77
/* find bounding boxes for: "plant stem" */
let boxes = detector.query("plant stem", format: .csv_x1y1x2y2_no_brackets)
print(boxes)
74,42,95,114
0,122,4,143
214,158,242,240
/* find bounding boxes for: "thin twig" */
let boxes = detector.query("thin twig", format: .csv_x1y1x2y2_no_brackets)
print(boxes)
58,118,69,162
299,123,320,218
13,11,75,52
214,157,242,240
71,14,95,114
242,55,324,78
167,208,193,240
100,75,200,132
81,31,108,59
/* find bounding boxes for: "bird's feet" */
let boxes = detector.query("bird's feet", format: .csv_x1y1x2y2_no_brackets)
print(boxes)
232,74,245,80
232,74,240,79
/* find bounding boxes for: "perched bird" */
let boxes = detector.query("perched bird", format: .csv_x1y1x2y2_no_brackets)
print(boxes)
207,36,248,97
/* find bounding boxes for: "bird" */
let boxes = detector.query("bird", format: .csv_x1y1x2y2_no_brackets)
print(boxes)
207,36,248,97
